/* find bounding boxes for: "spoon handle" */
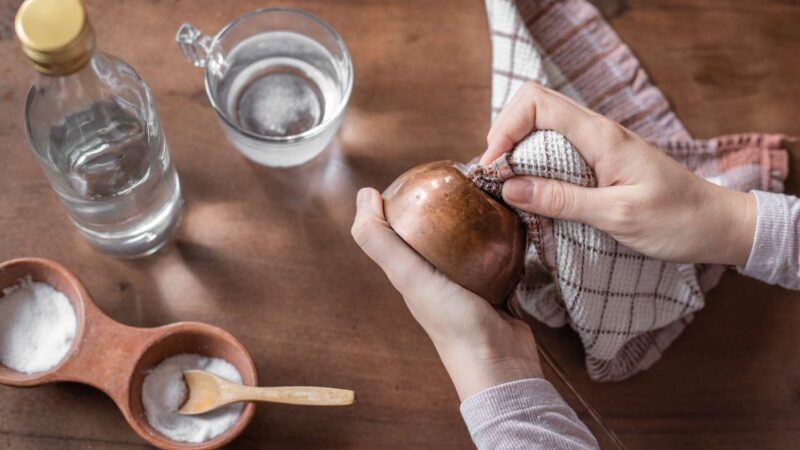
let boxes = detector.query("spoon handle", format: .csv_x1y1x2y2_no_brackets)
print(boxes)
224,384,356,406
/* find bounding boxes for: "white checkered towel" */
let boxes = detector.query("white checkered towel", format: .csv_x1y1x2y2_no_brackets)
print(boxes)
479,0,790,381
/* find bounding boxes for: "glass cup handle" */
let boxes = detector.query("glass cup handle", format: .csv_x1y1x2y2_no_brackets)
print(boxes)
176,23,214,68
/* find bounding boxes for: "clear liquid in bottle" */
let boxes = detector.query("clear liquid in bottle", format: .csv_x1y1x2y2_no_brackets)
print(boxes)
37,98,182,257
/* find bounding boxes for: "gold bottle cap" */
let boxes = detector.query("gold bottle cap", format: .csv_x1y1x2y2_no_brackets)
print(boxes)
15,0,95,75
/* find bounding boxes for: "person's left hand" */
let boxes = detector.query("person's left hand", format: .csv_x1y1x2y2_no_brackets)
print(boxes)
351,187,542,400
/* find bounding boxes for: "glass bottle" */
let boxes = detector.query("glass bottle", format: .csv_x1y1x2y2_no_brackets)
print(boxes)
15,0,182,258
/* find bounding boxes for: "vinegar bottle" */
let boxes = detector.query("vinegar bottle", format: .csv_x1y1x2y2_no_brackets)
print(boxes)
15,0,182,258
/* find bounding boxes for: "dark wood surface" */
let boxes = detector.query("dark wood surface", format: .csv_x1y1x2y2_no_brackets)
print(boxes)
0,0,798,449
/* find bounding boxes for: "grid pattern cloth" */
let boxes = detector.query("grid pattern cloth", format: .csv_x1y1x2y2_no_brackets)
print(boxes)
479,0,791,381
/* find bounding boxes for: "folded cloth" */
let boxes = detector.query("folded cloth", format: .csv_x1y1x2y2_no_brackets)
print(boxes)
481,0,791,381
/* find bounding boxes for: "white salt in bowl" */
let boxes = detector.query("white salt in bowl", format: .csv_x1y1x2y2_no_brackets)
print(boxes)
0,257,86,385
127,324,258,449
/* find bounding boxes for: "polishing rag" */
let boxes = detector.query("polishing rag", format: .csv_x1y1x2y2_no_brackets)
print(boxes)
479,0,791,381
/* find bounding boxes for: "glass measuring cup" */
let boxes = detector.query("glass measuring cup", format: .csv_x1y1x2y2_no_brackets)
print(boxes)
176,8,353,167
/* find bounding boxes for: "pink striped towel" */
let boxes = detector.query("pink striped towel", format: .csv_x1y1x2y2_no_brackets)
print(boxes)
479,0,792,381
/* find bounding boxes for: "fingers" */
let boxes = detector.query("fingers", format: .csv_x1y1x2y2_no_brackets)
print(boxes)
502,176,612,229
351,188,439,297
482,82,630,167
481,94,536,164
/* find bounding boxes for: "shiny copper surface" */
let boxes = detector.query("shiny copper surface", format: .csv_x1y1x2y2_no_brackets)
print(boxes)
382,161,526,305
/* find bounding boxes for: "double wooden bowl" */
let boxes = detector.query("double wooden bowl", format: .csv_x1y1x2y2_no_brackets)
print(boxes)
0,258,257,450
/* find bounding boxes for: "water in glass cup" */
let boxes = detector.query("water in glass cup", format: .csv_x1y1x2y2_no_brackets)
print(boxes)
220,32,342,139
177,9,353,167
212,31,346,166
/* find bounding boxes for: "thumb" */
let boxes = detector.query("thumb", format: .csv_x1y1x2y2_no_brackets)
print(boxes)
351,187,442,297
502,176,607,227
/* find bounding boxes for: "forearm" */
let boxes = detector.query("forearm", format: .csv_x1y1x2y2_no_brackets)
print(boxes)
738,190,800,289
708,186,758,266
434,338,596,449
436,341,543,401
461,378,599,450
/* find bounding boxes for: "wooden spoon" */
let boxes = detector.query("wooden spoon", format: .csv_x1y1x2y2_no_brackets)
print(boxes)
178,370,356,415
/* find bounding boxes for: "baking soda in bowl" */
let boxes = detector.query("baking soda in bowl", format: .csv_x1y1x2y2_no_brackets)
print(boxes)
142,354,244,443
0,277,77,374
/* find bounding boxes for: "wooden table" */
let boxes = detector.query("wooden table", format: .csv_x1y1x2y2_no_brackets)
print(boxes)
0,1,798,449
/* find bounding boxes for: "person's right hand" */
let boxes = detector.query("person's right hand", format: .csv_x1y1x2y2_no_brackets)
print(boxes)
480,82,757,266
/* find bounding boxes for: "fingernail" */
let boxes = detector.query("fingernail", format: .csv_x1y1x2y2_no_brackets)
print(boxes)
502,179,533,204
357,188,371,207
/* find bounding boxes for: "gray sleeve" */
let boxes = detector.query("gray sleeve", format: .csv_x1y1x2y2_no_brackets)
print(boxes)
460,378,599,450
739,191,800,289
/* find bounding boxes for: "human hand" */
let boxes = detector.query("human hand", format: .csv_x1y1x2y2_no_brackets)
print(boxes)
351,188,542,400
481,82,756,266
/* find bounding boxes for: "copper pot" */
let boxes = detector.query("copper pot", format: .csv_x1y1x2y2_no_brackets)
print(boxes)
382,161,526,305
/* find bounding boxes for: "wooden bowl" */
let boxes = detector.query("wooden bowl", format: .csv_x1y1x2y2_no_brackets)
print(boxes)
0,257,257,450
